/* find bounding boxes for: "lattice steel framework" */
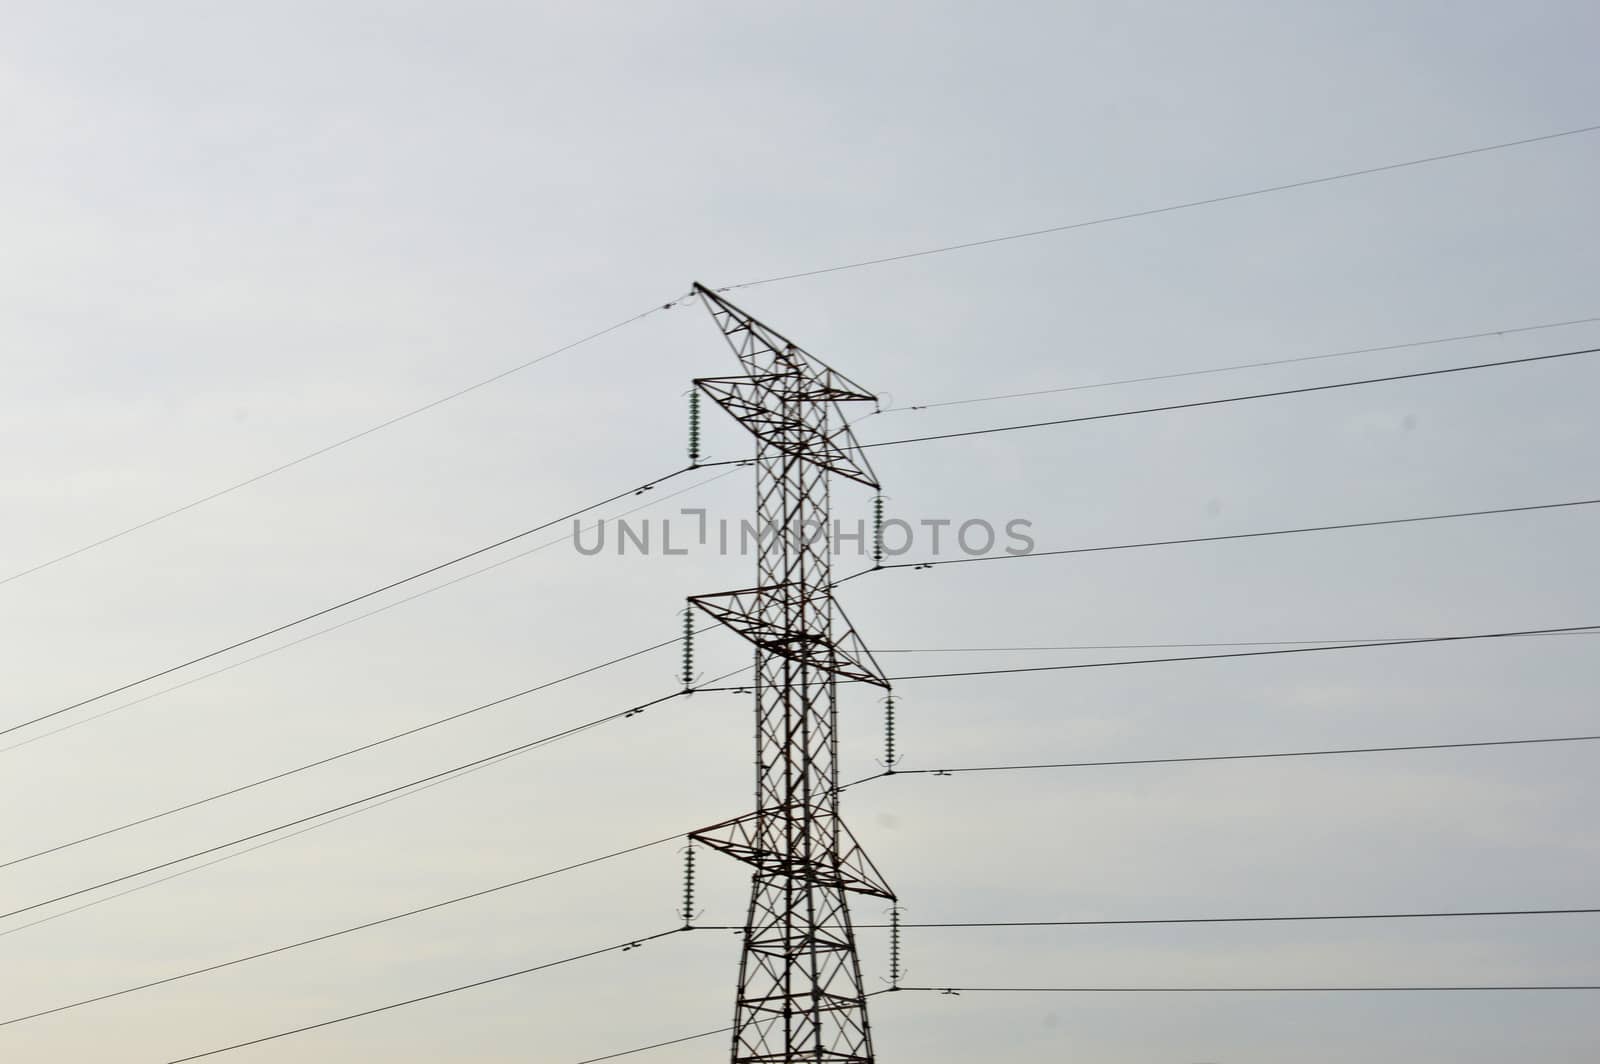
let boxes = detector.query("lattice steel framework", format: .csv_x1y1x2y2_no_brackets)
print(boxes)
687,282,894,1063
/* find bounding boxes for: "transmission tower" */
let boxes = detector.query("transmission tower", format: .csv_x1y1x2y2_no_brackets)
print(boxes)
687,282,896,1063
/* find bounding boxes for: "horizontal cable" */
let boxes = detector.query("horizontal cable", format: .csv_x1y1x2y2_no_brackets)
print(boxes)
721,122,1600,290
860,345,1600,450
1,749,511,940
1,296,689,589
571,1024,734,1064
21,128,1589,591
884,624,1600,682
8,702,1574,947
26,729,1592,1028
884,733,1600,777
860,496,1600,579
0,629,716,872
697,624,1600,695
2,465,736,755
1,662,750,947
852,907,1600,929
0,687,695,925
0,836,687,1028
894,984,1600,994
567,990,894,1064
885,313,1600,413
3,466,698,742
876,631,1600,652
696,908,1600,932
163,928,684,1063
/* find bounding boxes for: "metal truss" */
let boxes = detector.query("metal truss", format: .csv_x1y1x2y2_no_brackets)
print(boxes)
687,283,893,1063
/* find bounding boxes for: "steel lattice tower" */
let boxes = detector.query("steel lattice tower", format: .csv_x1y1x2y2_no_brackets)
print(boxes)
687,283,895,1063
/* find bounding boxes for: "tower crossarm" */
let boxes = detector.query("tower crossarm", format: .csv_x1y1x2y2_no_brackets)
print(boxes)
689,585,889,688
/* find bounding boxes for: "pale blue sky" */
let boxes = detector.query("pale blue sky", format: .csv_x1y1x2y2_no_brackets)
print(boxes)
2,2,1598,1061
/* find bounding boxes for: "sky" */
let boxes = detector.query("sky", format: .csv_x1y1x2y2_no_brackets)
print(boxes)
2,1,1598,1061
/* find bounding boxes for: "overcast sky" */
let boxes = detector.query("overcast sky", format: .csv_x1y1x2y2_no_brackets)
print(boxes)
3,2,1598,1062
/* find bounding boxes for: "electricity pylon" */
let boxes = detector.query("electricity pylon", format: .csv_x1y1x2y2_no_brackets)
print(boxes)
687,282,895,1063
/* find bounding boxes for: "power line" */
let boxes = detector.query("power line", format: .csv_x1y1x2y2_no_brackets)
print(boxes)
0,687,694,924
857,496,1600,580
0,835,686,1028
14,720,1592,1025
882,314,1600,414
10,141,1577,618
1,464,738,755
0,630,714,871
2,737,635,940
1,297,689,590
0,660,745,941
16,718,1589,1026
0,748,510,940
884,624,1600,683
553,973,1595,1063
876,631,1600,652
568,978,1600,1062
720,123,1600,290
879,733,1600,777
860,345,1600,450
702,624,1600,692
894,984,1600,994
162,928,685,1063
572,1025,734,1064
567,990,894,1064
6,693,1574,946
2,466,699,742
850,907,1600,929
40,328,1574,752
7,116,1593,630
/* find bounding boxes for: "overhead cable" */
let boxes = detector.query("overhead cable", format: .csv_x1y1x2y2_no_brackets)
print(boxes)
1,297,688,589
884,624,1600,682
0,630,714,871
0,836,686,1028
895,983,1600,994
0,688,694,924
3,464,737,754
721,123,1600,290
861,345,1600,450
162,929,685,1063
883,314,1600,414
3,466,702,741
852,497,1600,584
879,733,1600,777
